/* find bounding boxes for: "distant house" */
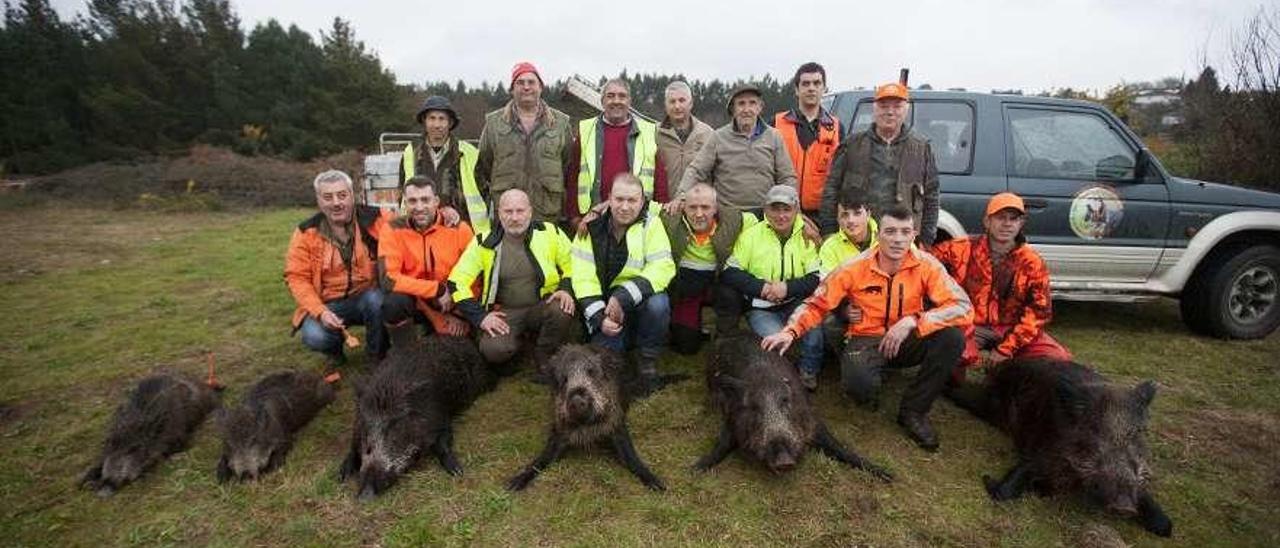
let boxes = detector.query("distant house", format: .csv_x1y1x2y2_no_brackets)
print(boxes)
1132,89,1181,106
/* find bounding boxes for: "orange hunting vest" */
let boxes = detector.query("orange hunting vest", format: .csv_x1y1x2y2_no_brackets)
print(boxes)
774,110,840,212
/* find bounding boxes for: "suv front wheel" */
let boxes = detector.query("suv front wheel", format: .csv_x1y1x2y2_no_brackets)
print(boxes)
1181,244,1280,339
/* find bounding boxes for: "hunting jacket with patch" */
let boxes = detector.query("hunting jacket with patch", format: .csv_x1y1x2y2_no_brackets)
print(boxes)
931,234,1054,357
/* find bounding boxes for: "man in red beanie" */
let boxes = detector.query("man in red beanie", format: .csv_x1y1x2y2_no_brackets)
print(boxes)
476,62,575,225
931,192,1072,373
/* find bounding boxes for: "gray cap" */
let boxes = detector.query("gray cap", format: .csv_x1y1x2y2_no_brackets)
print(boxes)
765,185,798,206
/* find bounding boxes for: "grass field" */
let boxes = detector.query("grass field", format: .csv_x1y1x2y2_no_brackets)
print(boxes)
0,206,1277,547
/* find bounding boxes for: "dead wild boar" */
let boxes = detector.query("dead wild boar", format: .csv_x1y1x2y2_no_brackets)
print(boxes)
339,333,492,500
694,335,892,481
948,358,1173,537
505,344,665,491
80,373,219,497
216,370,335,482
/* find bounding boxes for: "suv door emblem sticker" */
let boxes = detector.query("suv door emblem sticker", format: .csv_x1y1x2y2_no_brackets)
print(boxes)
1070,185,1125,240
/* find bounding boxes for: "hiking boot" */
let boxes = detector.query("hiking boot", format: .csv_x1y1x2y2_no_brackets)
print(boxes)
897,411,939,452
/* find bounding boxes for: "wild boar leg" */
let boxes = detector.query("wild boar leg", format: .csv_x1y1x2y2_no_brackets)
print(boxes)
983,460,1033,501
431,427,463,476
505,433,567,491
813,423,894,482
610,428,666,491
1137,490,1174,537
692,422,737,471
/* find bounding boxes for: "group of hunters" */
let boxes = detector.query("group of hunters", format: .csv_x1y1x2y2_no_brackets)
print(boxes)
283,61,1075,452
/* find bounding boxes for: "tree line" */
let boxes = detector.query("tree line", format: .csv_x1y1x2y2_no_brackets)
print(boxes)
1,0,401,174
3,0,1277,192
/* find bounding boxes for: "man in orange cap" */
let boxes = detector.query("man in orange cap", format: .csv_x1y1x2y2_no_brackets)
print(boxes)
476,61,574,225
932,192,1072,373
819,81,940,246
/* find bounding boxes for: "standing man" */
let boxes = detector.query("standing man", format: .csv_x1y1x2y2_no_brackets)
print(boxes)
285,170,392,368
775,62,843,221
573,174,676,397
762,207,971,451
661,182,754,353
565,78,669,226
449,189,576,371
819,82,940,245
722,185,824,390
656,80,713,187
379,176,475,341
476,62,574,224
404,95,489,234
670,85,797,215
931,192,1072,373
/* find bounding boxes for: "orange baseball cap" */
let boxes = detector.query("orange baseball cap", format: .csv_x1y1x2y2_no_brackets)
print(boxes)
874,82,910,101
986,192,1026,217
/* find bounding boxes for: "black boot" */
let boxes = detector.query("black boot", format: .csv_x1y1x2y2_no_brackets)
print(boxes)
897,410,939,452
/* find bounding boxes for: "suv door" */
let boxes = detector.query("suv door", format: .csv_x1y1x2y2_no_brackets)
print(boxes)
1003,104,1170,283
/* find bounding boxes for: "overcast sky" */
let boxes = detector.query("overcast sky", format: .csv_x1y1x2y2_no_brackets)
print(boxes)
49,0,1268,93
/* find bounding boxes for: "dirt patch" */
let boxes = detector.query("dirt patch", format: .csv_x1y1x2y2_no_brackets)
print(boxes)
1160,407,1280,500
0,400,35,429
1162,407,1280,462
21,145,365,209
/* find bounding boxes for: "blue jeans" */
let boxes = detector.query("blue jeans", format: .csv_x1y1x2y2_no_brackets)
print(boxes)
747,301,824,375
592,292,670,360
298,288,387,360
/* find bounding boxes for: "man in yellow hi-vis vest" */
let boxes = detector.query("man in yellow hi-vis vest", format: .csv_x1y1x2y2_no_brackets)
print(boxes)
572,174,676,397
448,189,576,374
403,95,490,234
564,78,670,229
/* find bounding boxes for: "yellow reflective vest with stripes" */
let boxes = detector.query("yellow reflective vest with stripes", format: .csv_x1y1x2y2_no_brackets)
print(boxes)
403,140,491,235
447,222,574,326
576,117,658,213
571,206,675,331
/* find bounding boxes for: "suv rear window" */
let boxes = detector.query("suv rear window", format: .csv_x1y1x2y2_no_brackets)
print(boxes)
850,100,975,174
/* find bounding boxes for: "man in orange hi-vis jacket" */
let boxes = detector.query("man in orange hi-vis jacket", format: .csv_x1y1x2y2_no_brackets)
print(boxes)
378,176,475,343
762,205,972,451
930,192,1072,375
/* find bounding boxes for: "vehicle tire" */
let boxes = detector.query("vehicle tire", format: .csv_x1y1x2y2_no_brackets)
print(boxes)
1182,244,1280,339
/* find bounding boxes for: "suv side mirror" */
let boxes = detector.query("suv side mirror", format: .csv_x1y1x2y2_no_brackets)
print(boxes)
1134,149,1149,181
1096,154,1136,181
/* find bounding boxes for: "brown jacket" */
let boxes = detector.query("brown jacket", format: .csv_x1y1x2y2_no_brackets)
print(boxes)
283,206,391,329
656,115,714,186
819,128,939,243
475,101,574,223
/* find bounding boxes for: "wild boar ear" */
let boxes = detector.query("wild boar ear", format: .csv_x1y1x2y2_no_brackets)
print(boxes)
1132,381,1157,410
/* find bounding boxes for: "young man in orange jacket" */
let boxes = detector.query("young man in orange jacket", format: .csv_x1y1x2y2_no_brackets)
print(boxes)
931,192,1072,375
774,62,842,222
378,176,474,343
763,206,972,451
285,170,393,367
